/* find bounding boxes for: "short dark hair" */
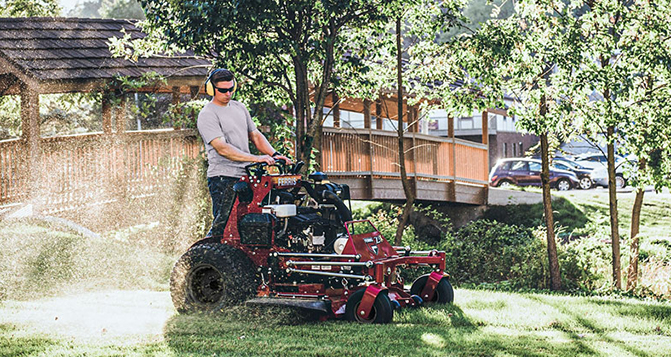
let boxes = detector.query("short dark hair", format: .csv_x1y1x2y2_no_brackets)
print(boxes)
210,69,235,85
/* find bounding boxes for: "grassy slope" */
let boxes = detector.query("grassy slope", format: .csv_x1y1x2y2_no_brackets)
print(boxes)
553,189,671,239
1,289,670,357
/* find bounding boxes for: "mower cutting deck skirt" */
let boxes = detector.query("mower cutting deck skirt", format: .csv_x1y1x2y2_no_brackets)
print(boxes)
170,160,454,324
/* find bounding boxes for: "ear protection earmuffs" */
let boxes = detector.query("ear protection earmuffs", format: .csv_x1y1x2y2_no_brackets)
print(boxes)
205,69,237,96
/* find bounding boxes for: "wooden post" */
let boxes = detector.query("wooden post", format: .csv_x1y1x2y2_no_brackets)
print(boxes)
102,93,112,135
448,115,454,138
20,83,41,205
332,92,340,128
482,110,489,145
189,86,200,99
115,94,127,133
363,99,372,129
375,99,383,130
189,86,200,126
172,86,181,129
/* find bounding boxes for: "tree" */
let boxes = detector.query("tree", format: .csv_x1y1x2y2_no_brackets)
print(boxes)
125,0,392,168
451,0,588,290
613,2,671,290
0,0,60,17
571,0,671,289
349,1,466,245
67,0,145,19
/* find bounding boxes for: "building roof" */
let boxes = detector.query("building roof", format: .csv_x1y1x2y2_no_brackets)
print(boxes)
0,17,210,94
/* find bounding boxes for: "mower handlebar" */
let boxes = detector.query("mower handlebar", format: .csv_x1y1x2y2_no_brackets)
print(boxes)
244,158,304,177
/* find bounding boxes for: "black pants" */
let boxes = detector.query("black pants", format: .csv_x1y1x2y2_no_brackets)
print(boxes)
207,176,239,238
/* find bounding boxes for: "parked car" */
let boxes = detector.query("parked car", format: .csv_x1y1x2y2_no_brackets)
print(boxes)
573,153,633,188
551,157,595,189
489,158,580,191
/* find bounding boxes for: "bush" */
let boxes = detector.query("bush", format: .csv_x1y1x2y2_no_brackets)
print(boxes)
485,197,588,233
442,220,548,289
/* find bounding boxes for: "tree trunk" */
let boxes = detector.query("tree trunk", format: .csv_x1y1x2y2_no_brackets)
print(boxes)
626,159,646,291
298,31,336,171
293,58,309,164
539,98,561,290
394,17,415,246
606,125,621,289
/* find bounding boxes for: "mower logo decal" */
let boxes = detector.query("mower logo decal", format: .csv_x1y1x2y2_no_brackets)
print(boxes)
276,177,297,186
370,245,378,255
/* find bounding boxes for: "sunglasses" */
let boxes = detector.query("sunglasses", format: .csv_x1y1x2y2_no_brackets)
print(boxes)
213,84,235,94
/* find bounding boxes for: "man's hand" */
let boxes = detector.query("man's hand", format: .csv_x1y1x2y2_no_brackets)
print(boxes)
256,154,275,165
274,154,293,165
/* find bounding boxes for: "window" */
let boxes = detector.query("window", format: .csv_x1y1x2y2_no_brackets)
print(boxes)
513,143,517,157
503,143,508,157
529,162,541,171
519,142,524,155
510,161,528,171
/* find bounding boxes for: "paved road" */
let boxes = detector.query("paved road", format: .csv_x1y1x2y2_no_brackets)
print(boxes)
488,186,670,206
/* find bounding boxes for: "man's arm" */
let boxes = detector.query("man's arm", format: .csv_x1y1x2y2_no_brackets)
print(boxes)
210,137,275,165
249,129,293,164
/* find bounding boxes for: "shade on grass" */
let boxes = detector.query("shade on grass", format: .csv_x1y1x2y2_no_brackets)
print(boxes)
1,288,669,357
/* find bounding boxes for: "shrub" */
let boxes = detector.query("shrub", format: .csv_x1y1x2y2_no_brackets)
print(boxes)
442,220,547,289
485,197,588,233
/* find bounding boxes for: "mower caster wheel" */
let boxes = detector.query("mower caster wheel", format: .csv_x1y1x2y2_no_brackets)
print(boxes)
410,275,454,304
344,289,394,324
391,299,401,310
410,295,423,307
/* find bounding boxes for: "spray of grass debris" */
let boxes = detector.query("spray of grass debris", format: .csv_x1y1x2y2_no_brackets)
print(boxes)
0,157,211,302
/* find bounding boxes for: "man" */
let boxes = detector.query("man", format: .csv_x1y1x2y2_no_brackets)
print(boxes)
197,68,291,237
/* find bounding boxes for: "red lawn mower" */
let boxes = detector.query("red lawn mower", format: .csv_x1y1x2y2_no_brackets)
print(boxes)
170,160,453,323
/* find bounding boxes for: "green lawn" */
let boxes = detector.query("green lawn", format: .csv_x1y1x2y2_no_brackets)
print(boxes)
1,288,670,357
554,189,671,239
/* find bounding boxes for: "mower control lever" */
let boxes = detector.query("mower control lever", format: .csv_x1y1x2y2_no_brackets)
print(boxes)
244,158,294,177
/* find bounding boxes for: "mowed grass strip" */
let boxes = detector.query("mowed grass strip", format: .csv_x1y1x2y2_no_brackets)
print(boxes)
1,289,670,357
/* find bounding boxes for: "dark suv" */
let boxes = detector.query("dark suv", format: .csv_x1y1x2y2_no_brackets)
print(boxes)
489,158,580,191
551,157,595,189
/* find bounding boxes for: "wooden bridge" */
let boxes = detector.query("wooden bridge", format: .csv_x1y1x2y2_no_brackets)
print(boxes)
321,127,488,205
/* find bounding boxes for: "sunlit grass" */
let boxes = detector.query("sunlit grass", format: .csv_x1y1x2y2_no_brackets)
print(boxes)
1,288,670,357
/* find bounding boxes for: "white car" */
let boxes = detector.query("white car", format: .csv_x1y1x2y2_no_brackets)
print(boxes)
576,154,635,188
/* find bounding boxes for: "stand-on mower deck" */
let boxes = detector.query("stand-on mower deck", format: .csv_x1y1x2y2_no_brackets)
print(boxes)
170,160,453,323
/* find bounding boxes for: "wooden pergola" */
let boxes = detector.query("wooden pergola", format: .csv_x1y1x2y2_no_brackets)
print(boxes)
0,17,210,211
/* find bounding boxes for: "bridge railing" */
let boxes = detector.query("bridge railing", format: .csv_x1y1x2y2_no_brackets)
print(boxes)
1,129,201,213
321,127,488,185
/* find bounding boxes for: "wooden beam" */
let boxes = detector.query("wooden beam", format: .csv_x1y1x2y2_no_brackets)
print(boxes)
20,83,41,203
482,110,489,145
375,99,383,130
363,99,372,129
189,86,200,99
332,91,340,128
172,86,181,129
448,115,454,138
102,93,112,134
115,94,127,133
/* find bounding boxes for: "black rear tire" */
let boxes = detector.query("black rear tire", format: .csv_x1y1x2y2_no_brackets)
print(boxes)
344,289,394,324
170,243,257,313
556,178,571,191
410,275,454,304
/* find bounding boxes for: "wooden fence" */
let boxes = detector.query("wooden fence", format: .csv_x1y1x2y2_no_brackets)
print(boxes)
0,129,201,213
